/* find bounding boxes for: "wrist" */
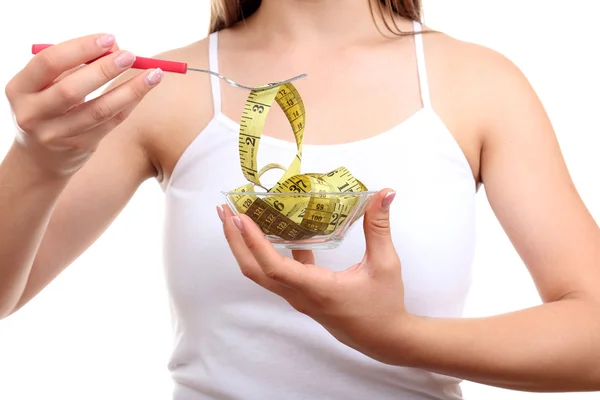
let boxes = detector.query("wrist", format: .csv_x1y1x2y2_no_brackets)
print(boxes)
387,311,428,367
4,140,73,190
9,139,77,185
357,310,425,367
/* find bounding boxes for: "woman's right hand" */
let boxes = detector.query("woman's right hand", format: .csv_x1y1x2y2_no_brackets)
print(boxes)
4,33,163,177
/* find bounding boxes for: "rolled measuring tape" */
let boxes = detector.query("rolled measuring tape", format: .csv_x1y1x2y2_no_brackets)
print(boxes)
229,82,368,241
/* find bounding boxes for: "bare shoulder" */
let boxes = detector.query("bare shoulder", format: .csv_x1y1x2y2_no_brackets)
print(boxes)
421,27,539,134
422,26,529,88
418,26,542,183
110,37,215,186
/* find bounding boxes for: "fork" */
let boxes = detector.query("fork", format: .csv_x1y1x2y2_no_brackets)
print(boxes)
31,44,307,91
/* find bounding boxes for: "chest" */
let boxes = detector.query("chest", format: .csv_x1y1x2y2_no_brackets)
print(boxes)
218,42,425,147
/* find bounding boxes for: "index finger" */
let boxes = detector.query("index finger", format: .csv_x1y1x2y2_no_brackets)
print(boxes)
220,205,295,297
12,33,117,93
234,214,314,291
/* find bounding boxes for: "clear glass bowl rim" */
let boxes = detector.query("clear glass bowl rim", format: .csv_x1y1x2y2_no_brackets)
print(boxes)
221,190,378,196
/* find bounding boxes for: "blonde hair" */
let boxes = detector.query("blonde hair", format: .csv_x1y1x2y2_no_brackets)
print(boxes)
209,0,423,35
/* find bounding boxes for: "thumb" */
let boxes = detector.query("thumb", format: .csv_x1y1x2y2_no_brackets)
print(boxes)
363,189,396,257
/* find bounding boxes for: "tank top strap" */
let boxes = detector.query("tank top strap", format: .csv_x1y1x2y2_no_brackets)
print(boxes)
208,31,222,114
412,20,432,109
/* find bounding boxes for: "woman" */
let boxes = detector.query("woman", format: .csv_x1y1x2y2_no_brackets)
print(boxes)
1,0,599,398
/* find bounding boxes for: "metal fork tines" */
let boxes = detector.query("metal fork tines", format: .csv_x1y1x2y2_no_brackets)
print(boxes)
186,68,307,91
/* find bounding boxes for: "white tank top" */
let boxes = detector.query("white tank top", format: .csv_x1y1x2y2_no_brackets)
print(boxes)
163,20,476,400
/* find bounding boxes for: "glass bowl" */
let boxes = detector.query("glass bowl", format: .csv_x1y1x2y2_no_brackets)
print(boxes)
222,190,377,250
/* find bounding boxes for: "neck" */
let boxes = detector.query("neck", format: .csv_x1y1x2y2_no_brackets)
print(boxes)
246,0,392,44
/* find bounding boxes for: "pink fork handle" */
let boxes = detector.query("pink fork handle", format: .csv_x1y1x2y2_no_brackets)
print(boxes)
31,44,189,74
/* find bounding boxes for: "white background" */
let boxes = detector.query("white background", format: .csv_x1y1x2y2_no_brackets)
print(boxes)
1,1,599,399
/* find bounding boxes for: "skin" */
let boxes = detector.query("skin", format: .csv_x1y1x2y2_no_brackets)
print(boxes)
2,0,600,393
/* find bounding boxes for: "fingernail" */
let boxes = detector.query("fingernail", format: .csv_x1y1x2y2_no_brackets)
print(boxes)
145,68,164,86
97,34,116,48
216,205,224,222
381,191,396,211
115,51,136,68
232,216,244,233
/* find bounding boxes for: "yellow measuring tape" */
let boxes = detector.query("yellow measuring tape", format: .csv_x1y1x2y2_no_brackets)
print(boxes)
229,82,368,241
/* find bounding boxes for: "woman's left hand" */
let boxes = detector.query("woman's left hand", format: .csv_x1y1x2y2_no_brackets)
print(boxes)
218,189,414,365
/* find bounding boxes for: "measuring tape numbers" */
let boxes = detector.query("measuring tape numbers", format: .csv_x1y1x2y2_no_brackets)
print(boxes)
229,82,368,241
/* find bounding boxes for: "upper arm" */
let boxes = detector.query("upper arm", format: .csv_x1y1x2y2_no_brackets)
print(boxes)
474,47,600,303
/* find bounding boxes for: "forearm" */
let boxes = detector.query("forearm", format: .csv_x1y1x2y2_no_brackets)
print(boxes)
400,295,600,392
0,141,69,317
